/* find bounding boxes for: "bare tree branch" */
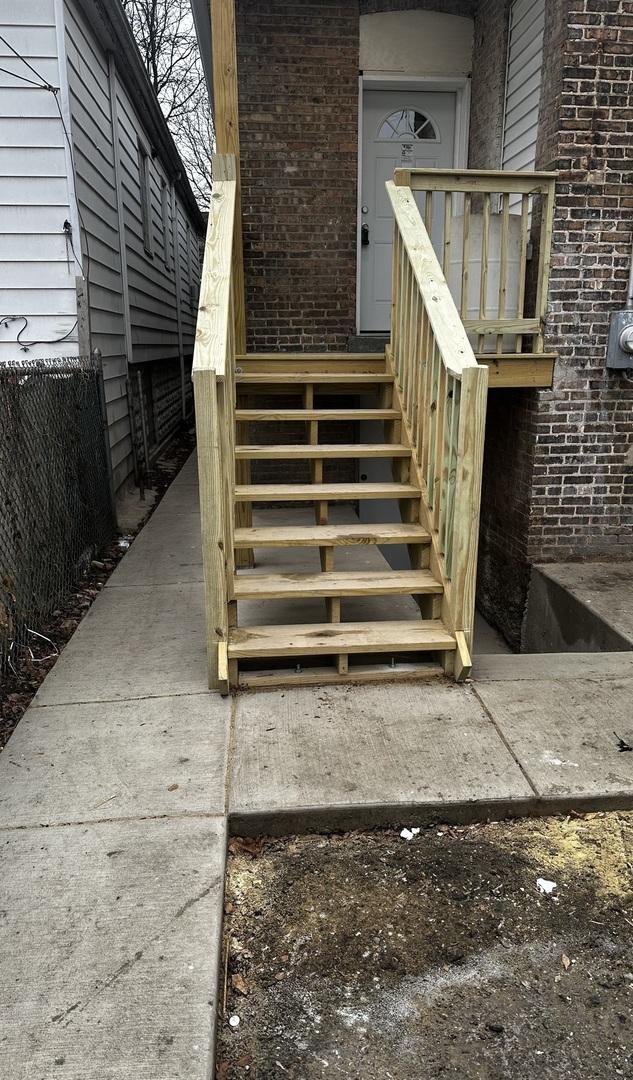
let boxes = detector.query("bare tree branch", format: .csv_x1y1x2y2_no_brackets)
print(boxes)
120,0,214,204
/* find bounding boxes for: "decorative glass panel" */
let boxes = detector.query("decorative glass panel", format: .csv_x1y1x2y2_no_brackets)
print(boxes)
377,109,437,141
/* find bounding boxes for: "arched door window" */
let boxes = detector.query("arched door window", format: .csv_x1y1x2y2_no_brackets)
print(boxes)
377,108,438,141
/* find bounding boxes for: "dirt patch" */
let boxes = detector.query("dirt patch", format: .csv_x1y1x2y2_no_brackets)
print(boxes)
0,431,195,751
217,814,633,1079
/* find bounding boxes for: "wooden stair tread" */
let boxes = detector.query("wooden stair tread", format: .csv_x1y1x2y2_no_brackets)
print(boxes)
235,408,399,421
235,373,393,384
233,569,442,599
228,620,456,658
234,522,430,548
236,662,444,689
235,482,420,502
235,443,411,459
236,352,385,362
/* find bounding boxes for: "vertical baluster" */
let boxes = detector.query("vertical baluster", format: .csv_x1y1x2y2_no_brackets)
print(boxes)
402,259,412,415
397,239,407,390
496,192,509,355
444,376,460,580
410,288,421,457
439,370,455,556
417,305,430,468
443,190,453,276
426,341,440,503
461,192,471,321
432,361,447,534
424,190,433,237
478,192,490,353
391,225,401,366
515,192,529,354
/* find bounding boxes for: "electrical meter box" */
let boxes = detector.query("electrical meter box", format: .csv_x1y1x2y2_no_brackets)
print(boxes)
607,310,633,369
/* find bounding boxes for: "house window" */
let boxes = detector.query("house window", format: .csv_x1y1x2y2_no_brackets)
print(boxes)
137,142,153,255
377,109,438,141
161,179,173,270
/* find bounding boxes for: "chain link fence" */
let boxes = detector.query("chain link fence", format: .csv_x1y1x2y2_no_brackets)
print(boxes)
0,356,115,677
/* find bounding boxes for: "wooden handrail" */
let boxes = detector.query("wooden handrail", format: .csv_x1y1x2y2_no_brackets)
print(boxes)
386,179,488,678
393,167,556,359
193,154,239,690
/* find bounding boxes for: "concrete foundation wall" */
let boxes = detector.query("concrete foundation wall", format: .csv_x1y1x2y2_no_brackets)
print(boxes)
523,566,632,654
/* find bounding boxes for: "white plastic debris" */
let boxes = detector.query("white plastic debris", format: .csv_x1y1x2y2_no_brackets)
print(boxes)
400,827,421,841
228,1015,240,1029
536,878,557,895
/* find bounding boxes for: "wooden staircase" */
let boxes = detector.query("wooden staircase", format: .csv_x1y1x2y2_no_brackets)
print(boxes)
193,161,489,692
224,350,461,688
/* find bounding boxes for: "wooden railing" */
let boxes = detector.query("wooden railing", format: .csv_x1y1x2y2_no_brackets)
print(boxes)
386,180,488,678
393,168,557,387
193,155,241,691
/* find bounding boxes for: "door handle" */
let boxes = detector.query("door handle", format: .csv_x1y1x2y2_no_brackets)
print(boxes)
361,222,370,246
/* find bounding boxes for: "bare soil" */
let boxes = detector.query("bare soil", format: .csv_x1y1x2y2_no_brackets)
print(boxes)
217,813,633,1079
0,430,195,750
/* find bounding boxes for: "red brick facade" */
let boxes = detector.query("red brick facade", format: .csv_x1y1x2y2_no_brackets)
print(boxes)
474,0,633,646
235,0,359,351
233,0,632,647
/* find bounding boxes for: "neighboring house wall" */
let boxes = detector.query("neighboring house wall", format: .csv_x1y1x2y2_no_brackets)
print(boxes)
0,0,201,497
0,0,80,362
501,0,545,173
63,0,201,493
63,0,129,490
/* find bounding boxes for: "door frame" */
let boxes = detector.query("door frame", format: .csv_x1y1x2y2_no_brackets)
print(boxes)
356,74,471,334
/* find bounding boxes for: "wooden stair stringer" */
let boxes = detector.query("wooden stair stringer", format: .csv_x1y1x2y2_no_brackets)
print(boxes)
385,345,471,680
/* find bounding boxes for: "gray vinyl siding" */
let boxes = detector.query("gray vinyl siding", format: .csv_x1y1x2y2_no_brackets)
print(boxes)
502,0,545,174
63,0,130,492
63,0,202,493
0,0,79,362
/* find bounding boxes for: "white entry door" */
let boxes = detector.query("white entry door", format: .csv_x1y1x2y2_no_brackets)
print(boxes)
360,89,457,332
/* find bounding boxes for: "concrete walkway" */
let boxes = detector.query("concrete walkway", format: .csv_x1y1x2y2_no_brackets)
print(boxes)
2,452,633,1078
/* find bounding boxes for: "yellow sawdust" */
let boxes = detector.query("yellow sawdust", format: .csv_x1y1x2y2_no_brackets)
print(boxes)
509,812,633,900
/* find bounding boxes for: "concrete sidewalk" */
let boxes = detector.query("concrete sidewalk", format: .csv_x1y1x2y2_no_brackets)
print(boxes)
2,452,633,1078
0,455,229,1080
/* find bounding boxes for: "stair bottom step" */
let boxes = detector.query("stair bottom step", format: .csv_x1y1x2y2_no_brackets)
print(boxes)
236,660,445,690
228,619,456,659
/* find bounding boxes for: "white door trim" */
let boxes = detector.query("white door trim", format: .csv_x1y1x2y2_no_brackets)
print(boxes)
355,73,471,334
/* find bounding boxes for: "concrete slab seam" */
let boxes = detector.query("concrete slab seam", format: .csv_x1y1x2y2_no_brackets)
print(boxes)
469,682,540,798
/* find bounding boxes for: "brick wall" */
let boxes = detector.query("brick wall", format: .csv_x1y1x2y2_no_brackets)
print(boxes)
528,0,633,572
468,0,510,169
360,0,475,15
474,0,633,647
235,0,359,351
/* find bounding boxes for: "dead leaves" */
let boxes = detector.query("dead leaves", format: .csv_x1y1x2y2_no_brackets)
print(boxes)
229,836,266,858
231,973,248,996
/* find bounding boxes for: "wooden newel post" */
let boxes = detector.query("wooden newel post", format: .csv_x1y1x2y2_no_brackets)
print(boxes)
210,1,253,568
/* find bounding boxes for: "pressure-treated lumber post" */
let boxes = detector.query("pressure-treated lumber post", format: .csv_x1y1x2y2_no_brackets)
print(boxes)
212,156,252,568
194,371,228,688
193,174,237,689
450,363,488,678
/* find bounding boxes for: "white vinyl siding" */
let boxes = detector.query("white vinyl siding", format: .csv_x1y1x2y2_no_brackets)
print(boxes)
0,0,79,362
502,0,545,173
